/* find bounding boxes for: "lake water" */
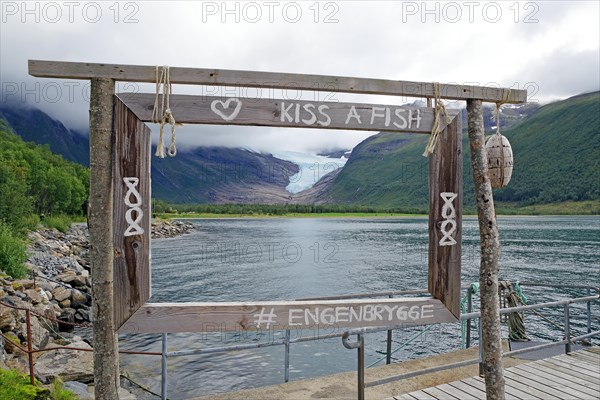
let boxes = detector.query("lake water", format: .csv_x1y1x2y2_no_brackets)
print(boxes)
119,216,600,399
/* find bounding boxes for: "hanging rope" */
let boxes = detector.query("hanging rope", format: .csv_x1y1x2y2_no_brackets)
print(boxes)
500,280,529,342
152,65,178,158
423,82,452,157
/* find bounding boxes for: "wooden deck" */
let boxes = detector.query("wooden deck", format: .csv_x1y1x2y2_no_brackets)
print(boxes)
392,348,600,400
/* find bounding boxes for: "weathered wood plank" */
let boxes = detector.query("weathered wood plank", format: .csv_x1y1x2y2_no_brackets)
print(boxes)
447,381,486,399
406,391,437,400
535,360,600,386
551,354,600,376
546,358,600,379
525,361,600,393
463,377,521,400
504,369,586,400
113,96,152,329
511,364,597,398
569,351,600,365
118,297,456,333
422,386,460,399
428,116,462,318
29,59,527,103
496,375,553,400
437,383,478,399
117,93,457,134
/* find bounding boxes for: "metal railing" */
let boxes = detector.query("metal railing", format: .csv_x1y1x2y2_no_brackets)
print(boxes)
152,282,598,400
344,285,599,400
3,281,597,399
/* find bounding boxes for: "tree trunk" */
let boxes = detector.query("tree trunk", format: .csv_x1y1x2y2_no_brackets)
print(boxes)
466,99,505,400
89,78,120,400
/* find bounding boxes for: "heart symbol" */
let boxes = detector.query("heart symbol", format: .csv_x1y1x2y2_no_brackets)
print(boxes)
211,98,242,122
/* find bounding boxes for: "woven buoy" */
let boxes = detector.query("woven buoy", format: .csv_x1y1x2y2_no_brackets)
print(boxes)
486,134,513,188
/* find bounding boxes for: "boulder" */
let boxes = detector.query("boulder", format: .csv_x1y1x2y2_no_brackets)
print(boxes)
63,381,93,400
0,307,16,332
57,271,87,287
24,288,46,304
2,331,20,353
34,339,94,383
19,315,49,349
52,286,71,302
71,289,88,308
57,309,76,332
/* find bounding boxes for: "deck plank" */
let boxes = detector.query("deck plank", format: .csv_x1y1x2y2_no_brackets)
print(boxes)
447,381,486,399
461,378,522,400
546,355,600,378
537,359,600,384
512,364,598,398
569,351,600,365
399,349,600,400
504,369,584,400
528,361,600,390
422,386,461,399
406,390,437,400
436,383,479,400
502,373,558,399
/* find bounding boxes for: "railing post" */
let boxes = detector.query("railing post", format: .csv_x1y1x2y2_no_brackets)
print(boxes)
358,334,365,400
161,333,168,400
466,287,473,348
564,304,571,354
25,310,34,385
587,288,592,341
386,294,393,364
284,329,290,383
478,317,483,377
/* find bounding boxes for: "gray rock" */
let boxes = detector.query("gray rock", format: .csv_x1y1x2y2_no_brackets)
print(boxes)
63,381,93,399
71,289,88,308
35,339,94,382
52,286,72,302
0,307,16,332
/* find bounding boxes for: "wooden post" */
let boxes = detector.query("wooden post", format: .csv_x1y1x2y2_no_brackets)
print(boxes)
89,78,120,400
466,99,505,400
428,116,462,318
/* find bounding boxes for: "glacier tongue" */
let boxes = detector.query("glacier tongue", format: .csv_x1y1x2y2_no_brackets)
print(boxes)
273,151,348,194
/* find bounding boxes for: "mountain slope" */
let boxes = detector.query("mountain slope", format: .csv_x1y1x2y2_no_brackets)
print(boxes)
0,105,90,166
1,104,298,204
300,92,600,208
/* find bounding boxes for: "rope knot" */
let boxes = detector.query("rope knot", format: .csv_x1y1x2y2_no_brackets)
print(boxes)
423,82,451,157
152,66,179,158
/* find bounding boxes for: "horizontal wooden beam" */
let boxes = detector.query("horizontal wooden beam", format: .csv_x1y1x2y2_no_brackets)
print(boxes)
118,297,457,333
118,93,459,133
29,60,527,103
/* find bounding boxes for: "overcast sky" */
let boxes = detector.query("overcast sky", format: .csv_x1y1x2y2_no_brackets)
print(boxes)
1,1,598,153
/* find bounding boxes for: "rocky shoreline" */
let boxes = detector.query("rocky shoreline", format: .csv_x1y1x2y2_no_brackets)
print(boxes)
0,219,194,398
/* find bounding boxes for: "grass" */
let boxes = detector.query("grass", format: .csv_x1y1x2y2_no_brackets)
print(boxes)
156,200,600,219
41,214,85,233
0,369,77,400
0,222,28,279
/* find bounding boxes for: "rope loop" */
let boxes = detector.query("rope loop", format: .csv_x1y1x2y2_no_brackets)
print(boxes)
423,82,452,157
152,65,179,158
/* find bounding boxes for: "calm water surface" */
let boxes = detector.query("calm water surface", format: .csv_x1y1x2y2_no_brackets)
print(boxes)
119,216,600,399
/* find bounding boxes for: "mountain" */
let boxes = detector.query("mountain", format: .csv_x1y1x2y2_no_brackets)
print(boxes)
0,105,90,166
0,104,298,204
300,92,599,209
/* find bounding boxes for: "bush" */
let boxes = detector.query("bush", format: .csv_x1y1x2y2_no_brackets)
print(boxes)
0,222,28,279
42,215,72,233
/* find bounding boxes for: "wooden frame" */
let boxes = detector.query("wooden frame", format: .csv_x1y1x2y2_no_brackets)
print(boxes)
27,60,479,334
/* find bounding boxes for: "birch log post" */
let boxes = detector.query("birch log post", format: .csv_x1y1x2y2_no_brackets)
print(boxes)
89,78,120,400
466,99,505,400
